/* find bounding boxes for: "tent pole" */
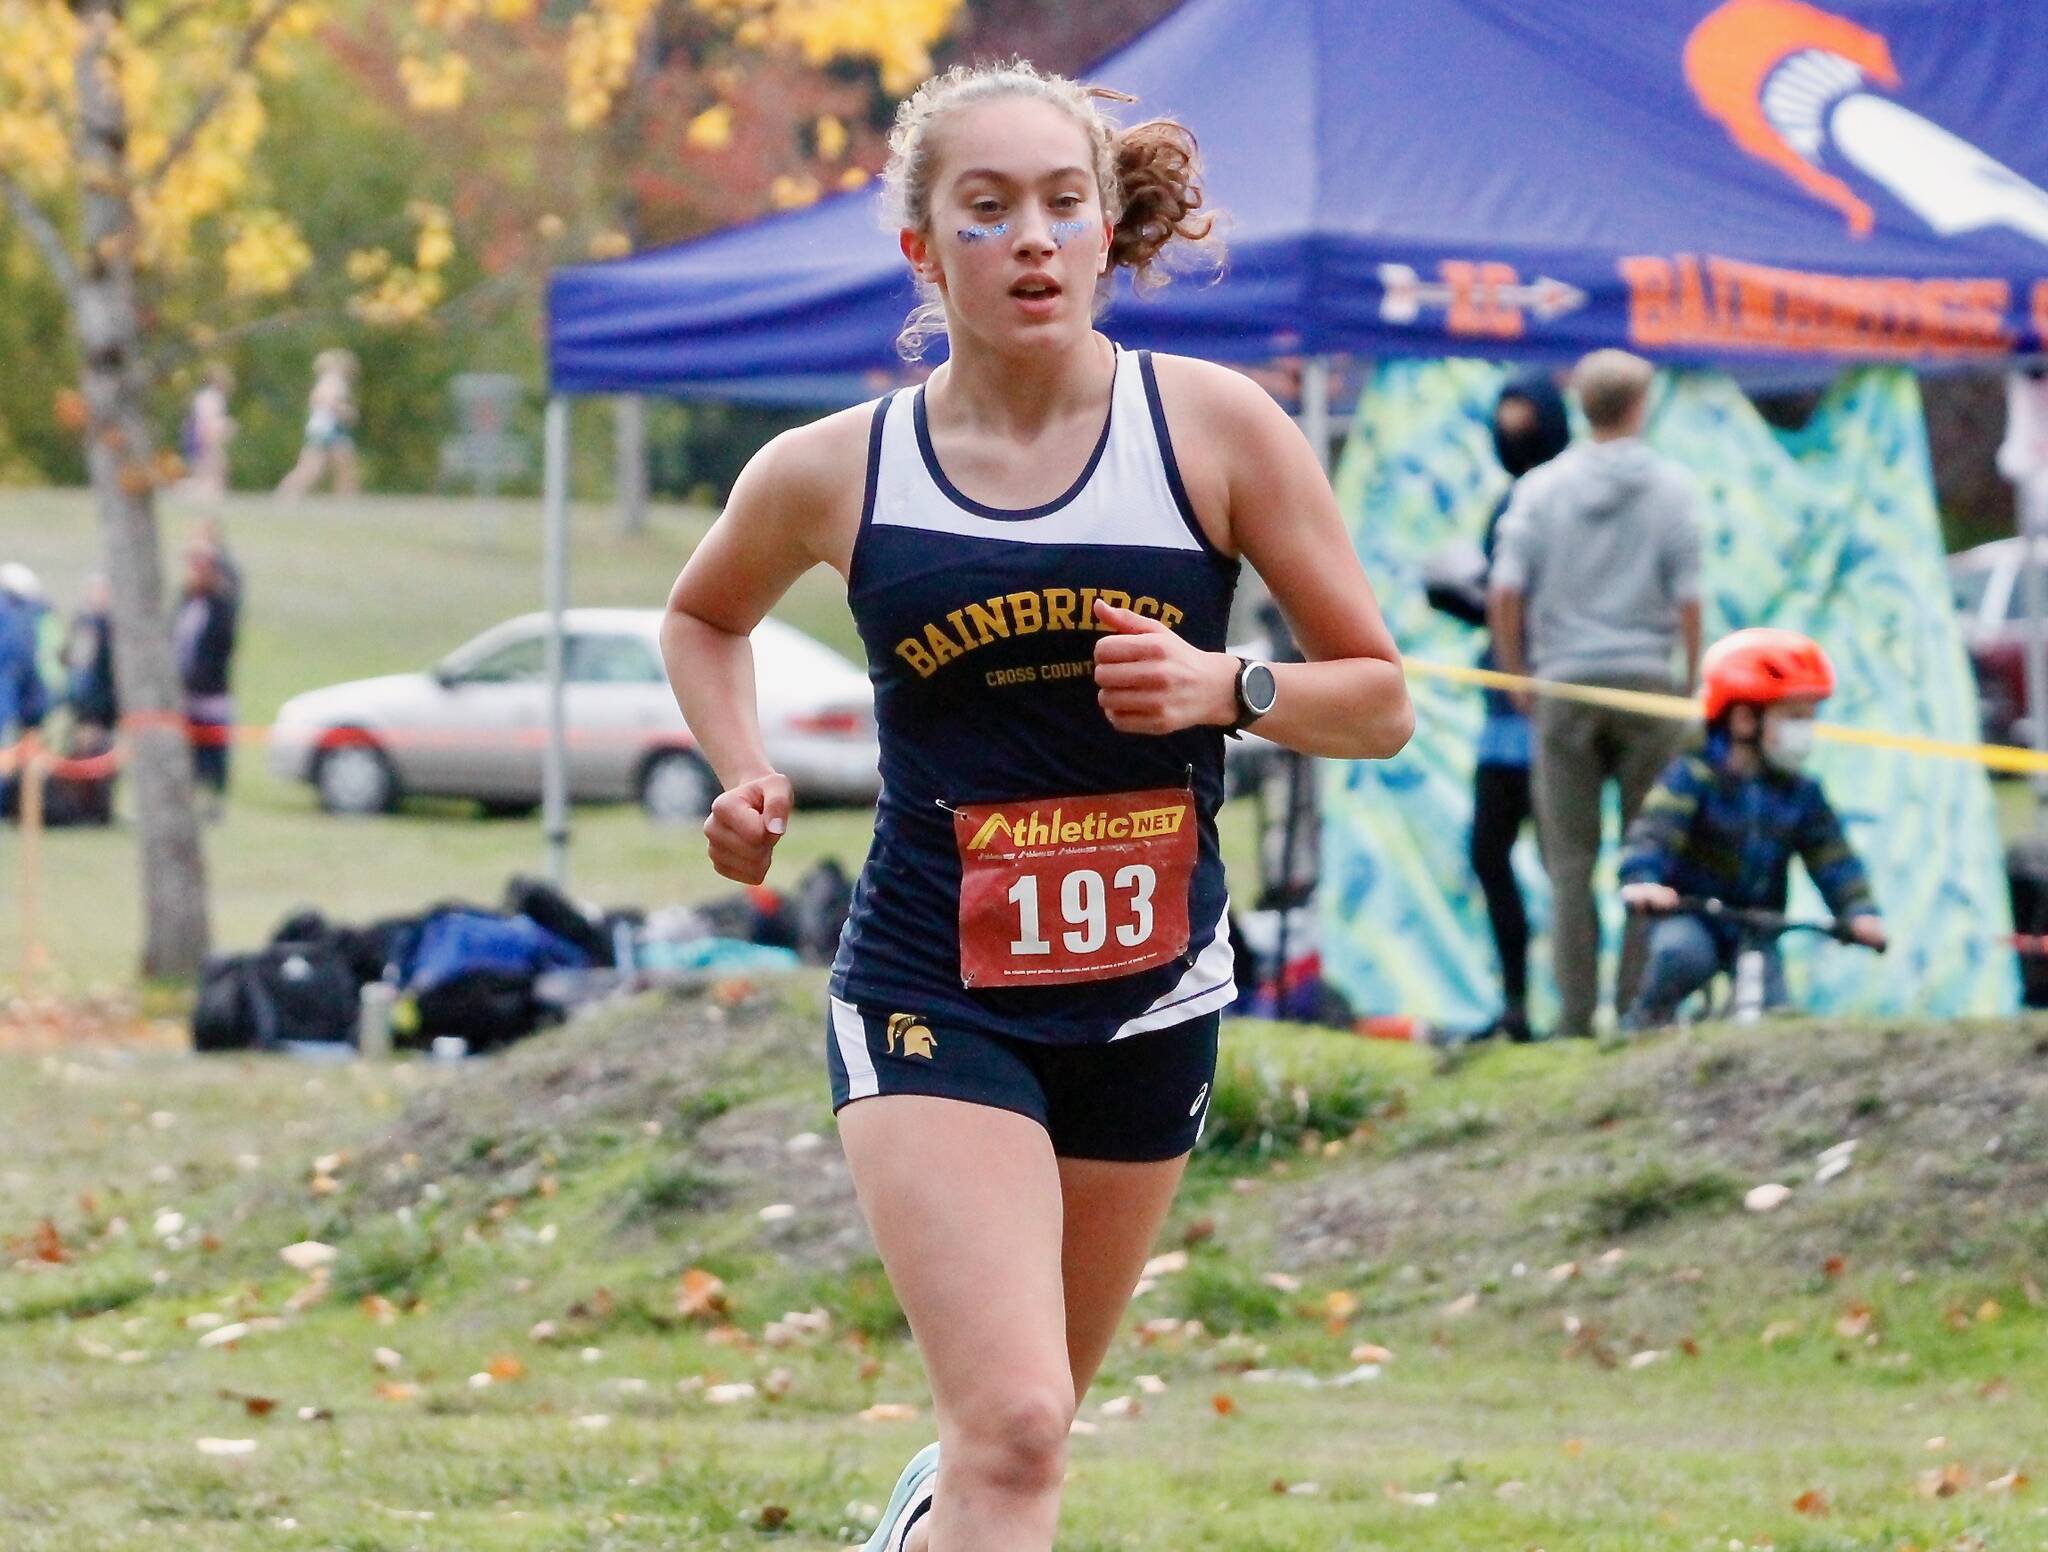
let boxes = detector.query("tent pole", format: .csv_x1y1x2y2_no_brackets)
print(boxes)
2023,480,2048,835
1301,354,1332,474
543,396,572,886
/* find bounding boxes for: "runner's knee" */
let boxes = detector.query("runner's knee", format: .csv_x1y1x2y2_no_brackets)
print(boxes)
947,1382,1074,1494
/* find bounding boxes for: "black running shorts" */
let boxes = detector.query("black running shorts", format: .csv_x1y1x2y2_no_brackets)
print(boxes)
826,1000,1219,1163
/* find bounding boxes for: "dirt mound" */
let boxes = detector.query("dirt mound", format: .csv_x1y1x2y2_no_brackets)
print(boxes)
1271,1020,2048,1287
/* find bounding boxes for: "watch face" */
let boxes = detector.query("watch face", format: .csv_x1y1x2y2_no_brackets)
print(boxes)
1243,662,1278,716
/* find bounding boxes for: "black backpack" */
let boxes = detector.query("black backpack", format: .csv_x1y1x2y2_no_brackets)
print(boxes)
190,943,359,1052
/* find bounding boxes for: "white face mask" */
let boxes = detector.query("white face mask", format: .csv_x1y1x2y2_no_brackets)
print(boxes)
1763,716,1817,772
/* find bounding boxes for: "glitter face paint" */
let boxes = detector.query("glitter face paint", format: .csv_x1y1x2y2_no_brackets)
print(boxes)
956,222,1009,244
1049,219,1090,248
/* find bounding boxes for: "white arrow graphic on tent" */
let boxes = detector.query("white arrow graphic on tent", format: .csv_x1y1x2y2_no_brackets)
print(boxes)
1376,264,1588,327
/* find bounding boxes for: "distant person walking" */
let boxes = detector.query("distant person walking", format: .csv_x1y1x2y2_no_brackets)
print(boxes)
64,573,119,736
0,565,50,741
1489,349,1702,1037
174,530,241,807
277,348,360,500
1448,375,1572,1041
181,363,238,504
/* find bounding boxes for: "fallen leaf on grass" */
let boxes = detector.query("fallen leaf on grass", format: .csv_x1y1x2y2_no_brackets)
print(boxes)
374,1382,419,1402
1627,1349,1667,1370
1384,1485,1436,1506
1259,1271,1301,1292
1744,1183,1792,1213
1979,1377,2013,1403
758,1505,789,1530
1442,1292,1479,1317
573,1414,611,1430
278,1241,336,1273
487,1355,526,1382
1135,1375,1167,1395
361,1294,399,1325
1823,1255,1847,1279
1142,1251,1188,1278
372,1347,403,1372
29,1219,67,1264
859,1402,917,1423
1098,1395,1142,1419
762,1367,794,1399
677,1269,728,1320
216,1390,277,1417
195,1438,257,1456
1976,1300,2002,1323
706,1383,757,1405
1759,1320,1800,1347
1792,1489,1829,1516
197,1323,251,1350
1562,1437,1586,1458
1351,1342,1394,1364
1984,1470,2029,1494
1211,1394,1236,1416
1916,1464,1971,1498
1835,1304,1875,1339
567,1288,615,1322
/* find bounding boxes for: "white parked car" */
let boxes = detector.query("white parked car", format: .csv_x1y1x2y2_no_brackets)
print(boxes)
268,609,879,819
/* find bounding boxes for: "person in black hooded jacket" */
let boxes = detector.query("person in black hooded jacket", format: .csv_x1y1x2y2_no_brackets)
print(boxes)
1430,373,1571,1041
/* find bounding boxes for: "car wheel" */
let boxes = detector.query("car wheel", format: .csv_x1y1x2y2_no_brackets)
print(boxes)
315,739,398,816
640,749,717,823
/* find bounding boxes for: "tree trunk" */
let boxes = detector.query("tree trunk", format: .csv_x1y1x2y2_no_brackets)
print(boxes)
615,394,648,535
73,1,211,978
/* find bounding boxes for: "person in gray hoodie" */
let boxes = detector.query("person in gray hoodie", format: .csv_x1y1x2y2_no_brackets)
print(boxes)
1487,350,1702,1038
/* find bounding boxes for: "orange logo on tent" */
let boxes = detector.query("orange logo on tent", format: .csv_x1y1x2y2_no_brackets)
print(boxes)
1684,0,1900,237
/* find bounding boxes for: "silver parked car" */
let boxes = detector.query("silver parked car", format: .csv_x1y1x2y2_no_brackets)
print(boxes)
268,608,879,819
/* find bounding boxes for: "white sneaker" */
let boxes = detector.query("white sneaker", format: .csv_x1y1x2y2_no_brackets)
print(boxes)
863,1441,939,1552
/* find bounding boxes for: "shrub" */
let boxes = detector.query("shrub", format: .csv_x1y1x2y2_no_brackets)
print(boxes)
1584,1162,1739,1238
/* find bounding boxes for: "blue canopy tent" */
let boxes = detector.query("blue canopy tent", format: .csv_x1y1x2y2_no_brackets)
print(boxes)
536,0,2048,995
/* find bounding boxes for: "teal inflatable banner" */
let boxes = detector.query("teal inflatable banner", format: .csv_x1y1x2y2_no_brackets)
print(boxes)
1322,360,2018,1029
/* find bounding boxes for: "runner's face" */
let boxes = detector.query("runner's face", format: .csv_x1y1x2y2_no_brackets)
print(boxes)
912,98,1109,348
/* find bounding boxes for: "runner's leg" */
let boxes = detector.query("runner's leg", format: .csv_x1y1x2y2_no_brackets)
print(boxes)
840,1096,1072,1552
1056,1153,1189,1399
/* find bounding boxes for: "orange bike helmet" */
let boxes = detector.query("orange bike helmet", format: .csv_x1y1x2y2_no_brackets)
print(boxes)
1700,628,1835,722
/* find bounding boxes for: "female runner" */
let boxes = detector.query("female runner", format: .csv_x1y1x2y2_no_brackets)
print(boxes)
660,59,1411,1552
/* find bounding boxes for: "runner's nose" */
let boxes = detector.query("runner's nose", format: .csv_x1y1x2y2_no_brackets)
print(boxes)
1010,210,1056,259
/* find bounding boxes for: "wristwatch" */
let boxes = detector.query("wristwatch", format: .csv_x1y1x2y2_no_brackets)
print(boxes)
1231,657,1278,733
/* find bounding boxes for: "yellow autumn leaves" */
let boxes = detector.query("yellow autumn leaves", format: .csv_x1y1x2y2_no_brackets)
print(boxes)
693,0,959,95
345,204,457,325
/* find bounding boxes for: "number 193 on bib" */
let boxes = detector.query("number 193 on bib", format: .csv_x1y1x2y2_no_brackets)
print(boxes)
952,787,1197,989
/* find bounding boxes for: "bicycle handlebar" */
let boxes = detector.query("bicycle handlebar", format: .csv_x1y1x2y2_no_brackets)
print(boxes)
1629,894,1885,953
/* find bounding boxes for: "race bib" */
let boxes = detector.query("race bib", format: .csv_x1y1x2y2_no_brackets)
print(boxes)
953,786,1196,989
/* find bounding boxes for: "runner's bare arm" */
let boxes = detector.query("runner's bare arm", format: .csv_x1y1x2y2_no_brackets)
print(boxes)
660,409,866,881
1138,356,1412,760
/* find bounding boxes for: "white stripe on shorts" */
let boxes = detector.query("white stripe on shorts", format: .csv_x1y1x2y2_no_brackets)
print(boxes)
1111,897,1236,1039
830,995,880,1100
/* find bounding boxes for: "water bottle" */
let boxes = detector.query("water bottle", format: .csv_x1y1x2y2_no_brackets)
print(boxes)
1732,948,1765,1024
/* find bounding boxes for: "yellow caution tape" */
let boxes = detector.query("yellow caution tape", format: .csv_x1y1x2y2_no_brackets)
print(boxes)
1403,657,2048,778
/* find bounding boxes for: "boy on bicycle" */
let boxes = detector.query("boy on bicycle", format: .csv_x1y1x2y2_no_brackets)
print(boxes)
1618,629,1886,1029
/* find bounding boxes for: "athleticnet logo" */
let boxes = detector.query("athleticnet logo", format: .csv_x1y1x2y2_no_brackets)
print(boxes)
965,802,1184,854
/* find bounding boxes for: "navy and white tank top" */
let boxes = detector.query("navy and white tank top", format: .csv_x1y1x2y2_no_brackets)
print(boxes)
829,346,1241,1045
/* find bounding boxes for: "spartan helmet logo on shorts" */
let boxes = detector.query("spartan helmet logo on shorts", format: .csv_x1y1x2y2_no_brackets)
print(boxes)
886,1013,937,1059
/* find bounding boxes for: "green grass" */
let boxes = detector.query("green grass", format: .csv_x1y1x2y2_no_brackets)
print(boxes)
3,997,2043,1550
0,486,1262,993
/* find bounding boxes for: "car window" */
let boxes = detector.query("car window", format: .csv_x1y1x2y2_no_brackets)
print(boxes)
567,633,663,684
1950,565,1994,621
461,635,545,684
2005,571,2048,621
